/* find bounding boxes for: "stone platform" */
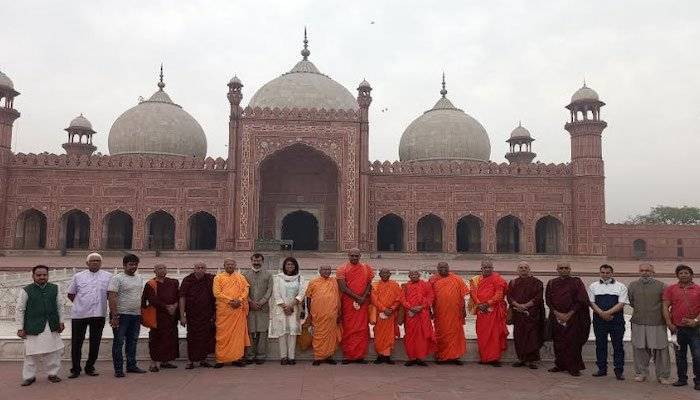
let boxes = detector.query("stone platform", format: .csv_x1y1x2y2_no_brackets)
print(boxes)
0,359,696,400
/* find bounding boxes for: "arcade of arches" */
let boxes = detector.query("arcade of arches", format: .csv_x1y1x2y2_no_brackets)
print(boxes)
104,210,133,249
257,144,339,251
60,210,90,249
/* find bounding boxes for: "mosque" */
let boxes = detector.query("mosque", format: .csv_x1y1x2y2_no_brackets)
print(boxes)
0,33,697,260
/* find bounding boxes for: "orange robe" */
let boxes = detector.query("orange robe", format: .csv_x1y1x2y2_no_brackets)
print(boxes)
370,279,402,356
336,262,375,360
430,273,469,361
306,276,342,360
401,280,436,360
469,273,508,362
213,271,250,363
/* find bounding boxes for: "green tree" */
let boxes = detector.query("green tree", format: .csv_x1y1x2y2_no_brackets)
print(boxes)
626,206,700,225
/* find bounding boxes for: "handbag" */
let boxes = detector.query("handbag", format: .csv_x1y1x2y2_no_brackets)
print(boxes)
141,279,158,329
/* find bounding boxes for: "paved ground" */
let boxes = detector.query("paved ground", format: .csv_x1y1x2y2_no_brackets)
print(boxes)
0,360,695,400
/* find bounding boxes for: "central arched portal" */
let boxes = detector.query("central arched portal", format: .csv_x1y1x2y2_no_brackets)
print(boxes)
258,144,339,251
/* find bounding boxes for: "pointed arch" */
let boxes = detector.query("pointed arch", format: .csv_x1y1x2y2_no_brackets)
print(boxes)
633,239,647,258
103,210,133,249
535,215,564,254
15,209,47,249
496,215,523,253
456,214,483,253
417,213,443,252
60,209,90,249
377,213,404,251
146,210,175,250
188,211,217,250
281,210,319,250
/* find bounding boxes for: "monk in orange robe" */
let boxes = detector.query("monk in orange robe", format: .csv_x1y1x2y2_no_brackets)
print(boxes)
336,248,374,364
212,259,250,367
306,265,342,366
469,258,508,366
430,261,469,365
370,268,402,364
401,270,436,366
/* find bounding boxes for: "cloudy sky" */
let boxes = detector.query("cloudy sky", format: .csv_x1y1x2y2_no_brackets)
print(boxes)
2,0,699,222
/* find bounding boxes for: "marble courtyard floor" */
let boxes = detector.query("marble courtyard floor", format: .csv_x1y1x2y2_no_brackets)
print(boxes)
0,360,695,400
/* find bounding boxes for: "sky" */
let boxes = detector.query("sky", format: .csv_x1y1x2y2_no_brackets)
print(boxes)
1,0,699,222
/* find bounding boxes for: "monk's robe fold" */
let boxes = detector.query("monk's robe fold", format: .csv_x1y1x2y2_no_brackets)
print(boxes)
370,280,402,357
507,276,545,362
401,280,436,360
306,276,342,360
469,273,509,362
213,272,250,363
545,276,591,373
336,262,375,360
430,273,469,361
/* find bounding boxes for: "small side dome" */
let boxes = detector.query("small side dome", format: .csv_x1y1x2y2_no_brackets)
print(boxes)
509,123,531,139
358,79,371,89
0,69,14,89
68,114,94,131
571,84,599,102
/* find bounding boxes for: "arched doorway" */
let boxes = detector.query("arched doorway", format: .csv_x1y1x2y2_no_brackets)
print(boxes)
417,214,443,252
60,210,90,249
146,211,175,250
377,214,404,251
281,210,318,250
535,216,563,254
258,144,339,251
456,215,482,252
189,212,217,250
633,239,647,258
104,211,133,249
15,209,47,249
496,215,522,253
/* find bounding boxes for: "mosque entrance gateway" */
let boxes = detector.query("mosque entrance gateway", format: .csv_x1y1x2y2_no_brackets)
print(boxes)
258,143,339,251
281,210,319,250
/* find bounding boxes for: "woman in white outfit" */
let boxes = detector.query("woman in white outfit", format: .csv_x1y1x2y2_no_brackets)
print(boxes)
269,257,308,365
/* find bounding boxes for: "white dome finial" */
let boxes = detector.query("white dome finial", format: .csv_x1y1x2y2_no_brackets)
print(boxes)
301,27,310,61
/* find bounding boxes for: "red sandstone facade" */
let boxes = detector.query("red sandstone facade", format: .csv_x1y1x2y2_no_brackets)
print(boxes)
0,70,697,260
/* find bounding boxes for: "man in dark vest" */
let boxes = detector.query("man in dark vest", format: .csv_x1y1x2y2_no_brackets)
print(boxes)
15,265,65,386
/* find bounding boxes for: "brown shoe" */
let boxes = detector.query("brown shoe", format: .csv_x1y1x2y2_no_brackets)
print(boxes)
48,375,62,383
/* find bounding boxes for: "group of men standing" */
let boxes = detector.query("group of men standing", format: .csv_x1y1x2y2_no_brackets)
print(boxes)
13,250,700,392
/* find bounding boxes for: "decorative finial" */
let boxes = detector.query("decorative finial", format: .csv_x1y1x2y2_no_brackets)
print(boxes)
301,27,310,61
518,120,522,127
583,77,587,88
440,72,447,98
158,63,165,91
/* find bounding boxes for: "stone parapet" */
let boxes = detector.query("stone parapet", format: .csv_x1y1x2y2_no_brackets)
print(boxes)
9,153,228,171
368,160,571,177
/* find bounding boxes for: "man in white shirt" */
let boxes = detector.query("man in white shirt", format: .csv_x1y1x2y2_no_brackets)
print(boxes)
16,265,65,386
67,252,112,378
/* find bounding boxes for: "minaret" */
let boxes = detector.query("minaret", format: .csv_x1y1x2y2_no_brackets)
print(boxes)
62,114,97,156
505,122,536,164
357,78,372,251
565,82,607,255
0,69,20,250
225,74,243,251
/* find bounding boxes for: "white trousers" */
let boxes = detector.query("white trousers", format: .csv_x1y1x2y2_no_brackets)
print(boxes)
23,349,62,380
278,334,297,360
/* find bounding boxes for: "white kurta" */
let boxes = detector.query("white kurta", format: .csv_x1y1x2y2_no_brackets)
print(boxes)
15,287,65,356
268,273,308,338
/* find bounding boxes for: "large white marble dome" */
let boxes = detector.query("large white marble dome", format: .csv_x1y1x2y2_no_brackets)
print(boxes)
108,78,207,157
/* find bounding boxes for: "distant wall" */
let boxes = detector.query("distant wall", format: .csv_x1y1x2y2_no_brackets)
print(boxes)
605,223,700,260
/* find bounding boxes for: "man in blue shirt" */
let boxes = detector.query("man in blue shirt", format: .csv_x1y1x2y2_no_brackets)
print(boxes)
588,264,628,380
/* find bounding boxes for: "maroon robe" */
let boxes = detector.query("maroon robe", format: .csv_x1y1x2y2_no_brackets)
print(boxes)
180,273,216,362
142,277,180,362
507,276,545,362
545,276,591,373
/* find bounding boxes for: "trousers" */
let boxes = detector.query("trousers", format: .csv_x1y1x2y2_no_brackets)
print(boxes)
23,349,62,380
71,317,105,374
675,327,700,384
245,331,268,360
278,333,297,359
593,321,625,373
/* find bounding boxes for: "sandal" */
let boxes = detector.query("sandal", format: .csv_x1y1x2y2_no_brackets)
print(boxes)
199,361,212,368
159,363,178,369
149,366,160,372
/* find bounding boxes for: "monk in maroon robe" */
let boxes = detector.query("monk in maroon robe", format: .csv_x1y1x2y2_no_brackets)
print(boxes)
142,264,180,371
336,248,374,363
179,262,216,368
545,262,592,376
507,261,545,368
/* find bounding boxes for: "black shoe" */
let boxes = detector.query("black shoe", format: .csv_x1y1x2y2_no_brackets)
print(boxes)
160,362,177,369
127,367,147,374
528,363,538,370
48,375,62,383
312,360,322,366
615,371,625,381
548,367,562,373
288,359,296,365
245,359,254,365
490,361,502,367
416,360,428,367
255,359,265,365
341,359,352,365
570,371,581,377
281,358,289,365
592,370,607,377
149,366,159,373
85,370,99,377
435,360,446,365
386,358,395,365
325,358,337,365
694,383,700,391
213,363,224,369
68,371,80,379
672,380,688,387
114,371,125,378
199,361,213,368
452,359,464,366
374,357,384,364
20,377,36,386
404,360,416,367
355,359,368,364
512,361,525,368
231,361,246,367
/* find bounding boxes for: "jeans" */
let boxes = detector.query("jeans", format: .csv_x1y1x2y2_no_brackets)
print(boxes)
593,321,625,373
675,327,700,384
71,317,106,374
112,314,141,372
